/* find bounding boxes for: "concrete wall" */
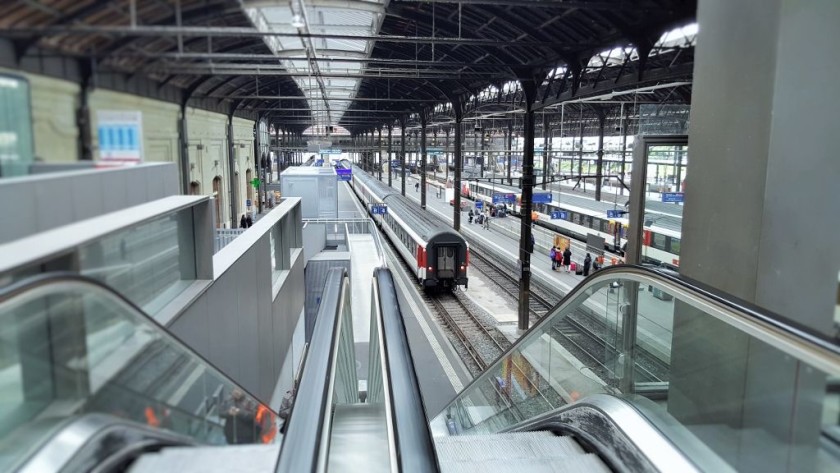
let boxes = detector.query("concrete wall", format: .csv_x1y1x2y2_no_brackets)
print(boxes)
672,1,840,471
0,163,179,244
167,200,305,404
169,246,304,404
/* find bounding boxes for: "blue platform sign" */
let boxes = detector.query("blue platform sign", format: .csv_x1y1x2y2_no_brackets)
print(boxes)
532,192,552,204
661,192,684,203
246,199,252,208
321,148,342,155
97,110,144,163
606,209,624,219
371,203,388,215
550,211,568,220
492,193,516,205
474,201,483,210
427,147,444,156
336,168,352,181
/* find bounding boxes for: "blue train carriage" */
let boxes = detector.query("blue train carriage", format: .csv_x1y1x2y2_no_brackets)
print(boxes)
465,180,681,268
350,166,469,290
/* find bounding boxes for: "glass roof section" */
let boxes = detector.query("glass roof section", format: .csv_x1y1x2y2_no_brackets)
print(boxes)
245,0,388,131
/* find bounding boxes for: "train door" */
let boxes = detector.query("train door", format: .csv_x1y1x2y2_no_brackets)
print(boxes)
437,246,456,278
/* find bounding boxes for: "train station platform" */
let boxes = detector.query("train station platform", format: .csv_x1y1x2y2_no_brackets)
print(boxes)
389,173,673,357
336,182,473,415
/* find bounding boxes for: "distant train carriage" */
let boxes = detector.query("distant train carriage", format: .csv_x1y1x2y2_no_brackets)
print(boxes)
350,165,469,290
463,179,681,269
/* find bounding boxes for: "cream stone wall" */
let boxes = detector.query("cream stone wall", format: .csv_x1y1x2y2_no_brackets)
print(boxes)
10,69,258,229
1,68,78,162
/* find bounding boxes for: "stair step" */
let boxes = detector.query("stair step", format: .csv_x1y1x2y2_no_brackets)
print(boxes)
439,455,611,473
435,431,611,473
128,444,281,473
436,431,584,459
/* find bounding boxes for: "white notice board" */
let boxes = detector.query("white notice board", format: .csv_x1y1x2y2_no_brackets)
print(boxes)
97,110,144,164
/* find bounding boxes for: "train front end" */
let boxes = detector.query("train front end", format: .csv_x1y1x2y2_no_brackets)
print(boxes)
424,233,469,290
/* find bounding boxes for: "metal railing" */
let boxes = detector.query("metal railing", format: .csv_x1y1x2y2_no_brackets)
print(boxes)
214,228,246,253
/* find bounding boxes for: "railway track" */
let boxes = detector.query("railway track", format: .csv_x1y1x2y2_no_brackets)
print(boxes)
423,292,510,376
367,206,511,377
467,242,669,385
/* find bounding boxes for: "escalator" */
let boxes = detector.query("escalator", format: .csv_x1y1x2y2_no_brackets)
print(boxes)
4,263,839,472
0,273,280,472
430,265,840,473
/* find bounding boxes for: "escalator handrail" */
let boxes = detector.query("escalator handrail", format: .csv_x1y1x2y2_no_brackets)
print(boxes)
441,264,840,414
275,267,348,473
0,272,278,416
504,394,715,473
373,267,439,472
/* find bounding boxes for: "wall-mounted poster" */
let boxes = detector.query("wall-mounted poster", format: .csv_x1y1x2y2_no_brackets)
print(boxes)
97,110,143,164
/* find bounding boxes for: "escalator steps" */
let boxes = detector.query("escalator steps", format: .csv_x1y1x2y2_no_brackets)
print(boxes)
435,431,610,473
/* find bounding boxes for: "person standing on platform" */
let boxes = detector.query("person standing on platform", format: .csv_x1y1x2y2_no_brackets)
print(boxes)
483,210,490,230
468,209,474,224
550,246,557,270
246,214,253,228
415,182,419,192
554,246,563,270
583,253,592,276
240,215,247,229
562,246,572,273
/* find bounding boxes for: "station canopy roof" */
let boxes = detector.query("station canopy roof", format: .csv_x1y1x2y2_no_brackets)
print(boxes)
0,0,698,134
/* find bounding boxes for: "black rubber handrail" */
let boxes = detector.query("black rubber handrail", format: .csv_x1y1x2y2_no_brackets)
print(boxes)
0,272,278,416
275,267,347,473
374,267,440,472
438,264,840,417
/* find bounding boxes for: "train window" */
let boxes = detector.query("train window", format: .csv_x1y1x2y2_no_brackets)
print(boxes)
652,232,668,251
599,219,610,233
670,237,681,255
590,216,601,231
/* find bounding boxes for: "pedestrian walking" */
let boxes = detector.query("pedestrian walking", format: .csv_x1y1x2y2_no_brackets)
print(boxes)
246,214,253,227
415,182,419,192
483,211,490,230
553,246,562,270
240,214,247,229
562,247,572,273
468,209,474,224
583,253,592,276
550,246,557,270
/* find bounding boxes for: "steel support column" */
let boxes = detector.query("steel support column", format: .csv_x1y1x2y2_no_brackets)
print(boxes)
542,114,549,190
400,115,407,196
517,102,537,332
254,119,263,215
420,114,428,209
178,102,190,194
387,124,393,187
453,118,463,231
445,129,450,182
77,72,93,161
596,111,606,201
577,121,584,190
506,122,513,185
620,103,627,196
377,128,383,181
227,115,239,228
